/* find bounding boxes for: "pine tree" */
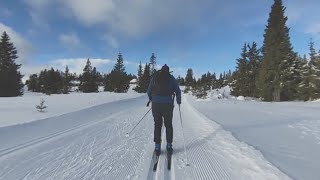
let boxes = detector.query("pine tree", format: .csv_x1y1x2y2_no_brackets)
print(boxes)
0,31,24,96
258,0,295,101
62,66,72,94
26,74,40,92
212,72,217,89
185,68,194,87
36,98,47,112
104,53,130,93
231,43,249,96
38,69,48,93
176,75,185,86
308,40,320,100
43,68,63,94
218,73,224,88
79,59,99,93
140,63,151,93
297,55,310,101
149,53,157,75
134,61,144,93
247,42,262,97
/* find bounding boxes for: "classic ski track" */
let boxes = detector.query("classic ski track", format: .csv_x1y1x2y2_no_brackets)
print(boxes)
187,137,231,180
0,95,286,180
0,98,154,180
164,151,174,180
180,97,232,180
146,152,158,180
0,111,122,158
146,127,165,180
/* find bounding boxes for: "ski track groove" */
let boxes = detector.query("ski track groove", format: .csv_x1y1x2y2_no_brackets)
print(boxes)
0,112,122,158
0,102,152,180
147,153,157,180
1,96,240,180
183,129,231,180
146,127,165,180
164,152,173,180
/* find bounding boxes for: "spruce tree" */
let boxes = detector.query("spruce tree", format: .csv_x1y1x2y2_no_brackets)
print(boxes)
38,69,48,93
26,74,39,92
247,42,262,97
212,72,217,89
218,73,224,88
231,43,249,96
79,59,99,93
0,31,24,96
140,63,151,93
185,68,194,87
297,55,310,101
134,61,144,93
149,53,157,75
308,40,320,100
62,66,71,94
105,53,130,93
176,75,185,86
258,0,295,101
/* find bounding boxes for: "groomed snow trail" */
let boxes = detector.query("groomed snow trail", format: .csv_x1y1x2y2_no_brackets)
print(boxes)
0,95,291,180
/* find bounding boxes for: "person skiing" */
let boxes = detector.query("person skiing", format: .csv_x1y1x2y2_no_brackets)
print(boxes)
147,64,181,156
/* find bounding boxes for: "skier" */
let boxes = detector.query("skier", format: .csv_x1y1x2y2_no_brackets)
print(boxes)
147,64,181,156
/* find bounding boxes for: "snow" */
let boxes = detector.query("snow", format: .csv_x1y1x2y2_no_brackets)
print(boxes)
188,94,320,180
130,79,137,83
237,96,245,101
0,86,143,127
0,87,318,179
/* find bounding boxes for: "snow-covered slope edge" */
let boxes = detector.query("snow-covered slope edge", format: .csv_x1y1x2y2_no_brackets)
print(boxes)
181,96,291,180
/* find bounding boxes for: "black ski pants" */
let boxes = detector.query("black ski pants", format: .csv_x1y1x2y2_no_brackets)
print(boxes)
152,102,174,144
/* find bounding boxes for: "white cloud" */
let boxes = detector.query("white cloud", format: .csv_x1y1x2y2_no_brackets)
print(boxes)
0,23,33,64
25,0,52,9
103,34,118,49
52,58,113,74
62,0,115,26
25,0,214,38
21,58,114,81
285,0,320,38
24,0,53,29
59,33,81,49
306,24,320,37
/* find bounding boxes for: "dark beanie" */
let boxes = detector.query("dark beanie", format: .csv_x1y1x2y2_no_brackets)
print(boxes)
161,64,169,73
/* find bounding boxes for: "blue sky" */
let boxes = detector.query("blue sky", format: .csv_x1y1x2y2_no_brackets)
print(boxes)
0,0,320,79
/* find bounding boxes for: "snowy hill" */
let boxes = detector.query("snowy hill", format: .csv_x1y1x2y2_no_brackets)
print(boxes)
0,90,319,179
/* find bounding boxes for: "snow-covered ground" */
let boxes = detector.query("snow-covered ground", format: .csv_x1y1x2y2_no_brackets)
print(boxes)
188,93,320,180
0,87,318,180
0,86,143,127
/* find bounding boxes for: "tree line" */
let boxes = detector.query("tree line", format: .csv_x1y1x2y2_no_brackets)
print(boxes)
1,0,319,101
26,53,136,94
230,0,320,101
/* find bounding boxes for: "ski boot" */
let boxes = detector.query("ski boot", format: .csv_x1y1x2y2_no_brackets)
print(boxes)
166,143,173,155
155,143,161,156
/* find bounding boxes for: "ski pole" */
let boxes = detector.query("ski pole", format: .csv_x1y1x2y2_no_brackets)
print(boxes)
179,105,190,166
126,102,152,136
